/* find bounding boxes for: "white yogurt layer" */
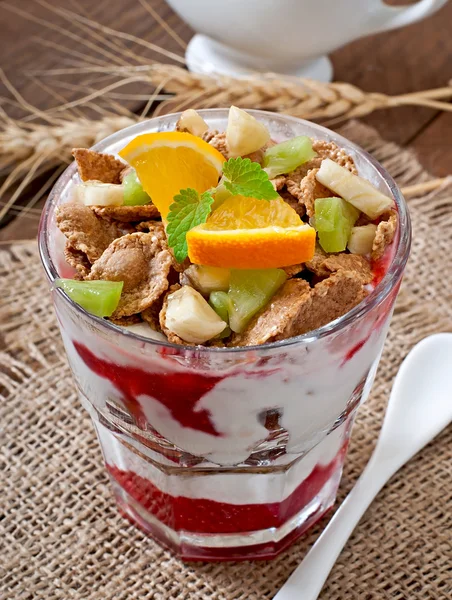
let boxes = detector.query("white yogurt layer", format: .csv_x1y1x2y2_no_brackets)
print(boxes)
95,416,348,505
57,293,392,467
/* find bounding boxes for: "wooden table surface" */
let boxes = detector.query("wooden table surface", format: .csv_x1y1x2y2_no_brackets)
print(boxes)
1,0,451,242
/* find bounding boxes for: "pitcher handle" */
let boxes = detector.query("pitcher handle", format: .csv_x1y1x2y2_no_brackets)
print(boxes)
366,0,448,35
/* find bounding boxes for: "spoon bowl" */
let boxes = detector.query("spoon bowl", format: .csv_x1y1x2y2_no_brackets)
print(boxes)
370,332,452,481
274,333,452,600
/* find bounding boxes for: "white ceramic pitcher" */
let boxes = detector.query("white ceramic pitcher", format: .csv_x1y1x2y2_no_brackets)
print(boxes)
166,0,448,80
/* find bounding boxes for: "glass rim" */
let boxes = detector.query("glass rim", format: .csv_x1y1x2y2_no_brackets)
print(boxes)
39,108,411,354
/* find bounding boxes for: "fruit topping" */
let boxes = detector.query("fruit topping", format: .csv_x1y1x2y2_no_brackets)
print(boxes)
226,106,270,158
166,157,279,263
176,109,209,137
263,136,317,179
316,158,394,219
187,195,316,269
232,271,365,346
58,107,399,347
119,132,225,220
75,181,124,207
347,224,377,255
231,279,310,346
208,291,232,338
164,285,227,344
54,278,123,317
314,197,360,253
206,194,301,229
209,291,231,323
211,181,232,210
181,265,230,295
227,268,287,333
211,156,281,210
123,170,152,206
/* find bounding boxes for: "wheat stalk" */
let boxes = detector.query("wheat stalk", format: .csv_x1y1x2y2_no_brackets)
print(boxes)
0,112,136,221
142,65,452,123
28,62,452,123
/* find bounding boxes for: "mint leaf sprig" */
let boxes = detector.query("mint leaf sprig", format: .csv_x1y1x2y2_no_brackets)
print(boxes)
167,156,278,261
167,189,214,262
222,157,279,201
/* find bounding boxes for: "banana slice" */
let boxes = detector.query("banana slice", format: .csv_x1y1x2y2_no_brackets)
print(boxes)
316,158,394,219
347,224,377,255
180,265,230,295
226,106,270,157
176,109,209,137
165,286,227,344
75,180,124,207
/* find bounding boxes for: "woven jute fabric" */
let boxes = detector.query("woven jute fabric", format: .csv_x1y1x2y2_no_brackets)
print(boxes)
1,122,451,600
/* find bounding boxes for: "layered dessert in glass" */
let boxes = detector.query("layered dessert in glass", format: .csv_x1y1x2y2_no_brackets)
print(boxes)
39,108,410,560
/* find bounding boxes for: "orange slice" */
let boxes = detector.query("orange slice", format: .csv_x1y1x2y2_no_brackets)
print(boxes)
119,132,225,219
187,196,316,269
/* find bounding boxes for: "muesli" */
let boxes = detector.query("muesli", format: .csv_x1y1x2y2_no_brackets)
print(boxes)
55,106,398,347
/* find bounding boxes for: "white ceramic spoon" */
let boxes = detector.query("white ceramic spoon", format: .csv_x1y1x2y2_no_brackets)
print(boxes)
274,333,452,600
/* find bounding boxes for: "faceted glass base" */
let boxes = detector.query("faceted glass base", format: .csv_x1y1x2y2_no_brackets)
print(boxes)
110,470,340,561
92,407,354,561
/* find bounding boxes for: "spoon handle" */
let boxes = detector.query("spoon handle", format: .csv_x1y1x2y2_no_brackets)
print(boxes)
273,461,387,600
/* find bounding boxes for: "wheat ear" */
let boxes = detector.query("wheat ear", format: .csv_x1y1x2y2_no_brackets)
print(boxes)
1,67,452,217
140,65,452,123
29,63,452,123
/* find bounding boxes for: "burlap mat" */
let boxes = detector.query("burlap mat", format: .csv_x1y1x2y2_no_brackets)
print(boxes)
1,122,451,600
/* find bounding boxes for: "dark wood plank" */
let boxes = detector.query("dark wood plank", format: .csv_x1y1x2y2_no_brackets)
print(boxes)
332,0,452,146
0,199,45,243
0,0,190,115
409,112,452,176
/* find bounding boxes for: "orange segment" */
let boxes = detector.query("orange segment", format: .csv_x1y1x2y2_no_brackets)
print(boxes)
119,132,225,219
187,195,316,269
205,195,302,229
187,226,316,269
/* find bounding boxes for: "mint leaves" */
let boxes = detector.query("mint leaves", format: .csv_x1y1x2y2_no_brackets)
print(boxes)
167,157,278,261
222,157,279,200
167,189,214,262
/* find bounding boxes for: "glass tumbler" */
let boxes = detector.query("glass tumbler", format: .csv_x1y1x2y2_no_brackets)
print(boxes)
39,110,410,561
